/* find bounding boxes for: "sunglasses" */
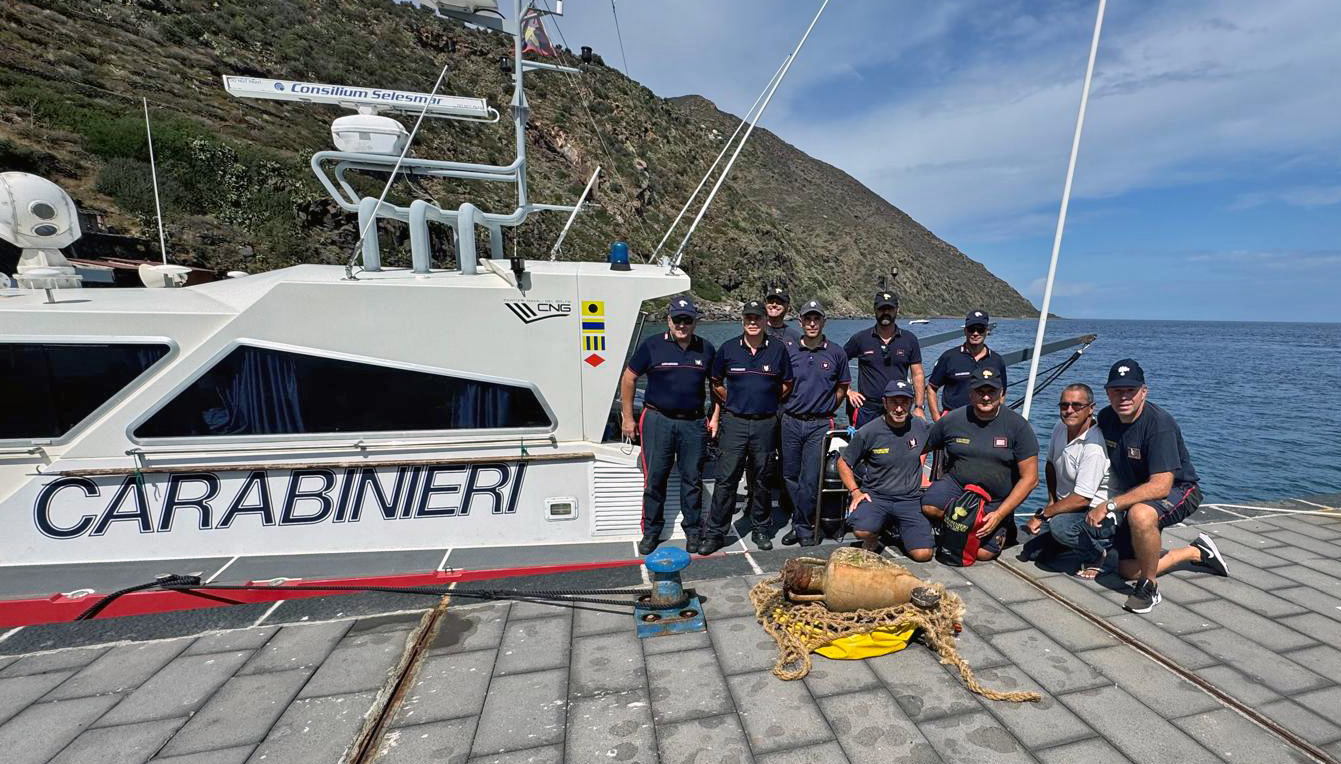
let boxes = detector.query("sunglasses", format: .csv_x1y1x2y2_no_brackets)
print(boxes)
671,316,695,326
1059,401,1092,411
966,325,988,335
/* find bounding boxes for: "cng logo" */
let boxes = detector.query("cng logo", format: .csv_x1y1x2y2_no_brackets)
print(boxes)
504,300,573,324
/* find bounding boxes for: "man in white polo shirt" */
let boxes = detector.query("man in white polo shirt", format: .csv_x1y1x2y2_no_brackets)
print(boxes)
1023,383,1112,578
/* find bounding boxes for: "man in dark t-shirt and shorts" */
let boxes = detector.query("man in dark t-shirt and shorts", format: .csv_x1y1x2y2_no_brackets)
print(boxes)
922,367,1039,561
1095,359,1229,614
838,379,932,560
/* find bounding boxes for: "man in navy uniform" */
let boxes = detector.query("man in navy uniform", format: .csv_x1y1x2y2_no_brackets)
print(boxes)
843,291,924,427
839,379,934,560
1095,359,1228,614
779,300,850,546
621,295,719,555
701,300,794,554
763,286,801,344
922,367,1038,561
926,309,1007,419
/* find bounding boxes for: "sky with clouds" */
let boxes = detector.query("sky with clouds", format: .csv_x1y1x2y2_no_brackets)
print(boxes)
532,0,1340,321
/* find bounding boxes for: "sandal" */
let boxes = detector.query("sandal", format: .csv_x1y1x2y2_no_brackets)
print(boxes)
1075,565,1102,580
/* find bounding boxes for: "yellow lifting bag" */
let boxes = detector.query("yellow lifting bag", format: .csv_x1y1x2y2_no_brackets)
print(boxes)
814,627,917,660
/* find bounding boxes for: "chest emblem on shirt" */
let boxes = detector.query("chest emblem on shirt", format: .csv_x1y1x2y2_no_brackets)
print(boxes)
763,365,771,372
895,349,905,356
694,359,702,366
821,361,831,370
993,436,1008,448
907,438,918,449
1127,446,1142,460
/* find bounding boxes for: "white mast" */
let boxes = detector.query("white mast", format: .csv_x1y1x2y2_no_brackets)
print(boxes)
142,98,169,265
1020,0,1107,420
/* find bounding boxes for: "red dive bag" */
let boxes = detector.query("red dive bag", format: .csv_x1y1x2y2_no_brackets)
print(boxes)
935,484,992,567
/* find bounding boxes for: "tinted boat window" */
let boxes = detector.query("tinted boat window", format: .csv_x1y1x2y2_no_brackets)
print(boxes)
0,343,169,440
135,345,551,437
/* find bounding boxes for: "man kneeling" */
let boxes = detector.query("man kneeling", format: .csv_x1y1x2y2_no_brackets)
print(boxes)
837,380,933,560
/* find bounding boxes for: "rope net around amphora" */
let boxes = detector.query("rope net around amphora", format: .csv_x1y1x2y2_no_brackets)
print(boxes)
749,556,1040,703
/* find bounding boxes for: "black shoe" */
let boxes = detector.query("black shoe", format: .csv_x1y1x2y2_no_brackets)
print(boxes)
1018,531,1055,563
752,531,773,551
685,531,701,551
781,530,800,546
1123,578,1161,614
799,534,822,547
1191,533,1230,577
697,536,724,556
638,534,660,556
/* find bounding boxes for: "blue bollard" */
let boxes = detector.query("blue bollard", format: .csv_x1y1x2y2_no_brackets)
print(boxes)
636,547,707,638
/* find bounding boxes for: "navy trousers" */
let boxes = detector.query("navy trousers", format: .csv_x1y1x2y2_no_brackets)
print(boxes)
706,411,778,539
781,415,832,541
638,409,707,538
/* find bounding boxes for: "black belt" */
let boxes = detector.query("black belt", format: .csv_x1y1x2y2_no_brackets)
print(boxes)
726,410,776,420
784,411,834,421
646,405,703,421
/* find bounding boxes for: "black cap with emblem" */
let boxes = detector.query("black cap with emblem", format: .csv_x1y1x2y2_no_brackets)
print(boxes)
765,286,790,304
1105,359,1146,388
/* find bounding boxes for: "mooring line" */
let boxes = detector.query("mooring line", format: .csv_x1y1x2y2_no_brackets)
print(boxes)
997,559,1335,763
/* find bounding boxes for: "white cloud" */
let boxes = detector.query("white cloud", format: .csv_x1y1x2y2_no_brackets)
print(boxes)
1230,184,1341,210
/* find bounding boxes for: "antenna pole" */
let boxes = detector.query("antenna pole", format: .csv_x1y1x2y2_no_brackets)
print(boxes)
650,55,789,262
142,97,169,265
549,165,601,260
669,0,829,272
1021,0,1106,420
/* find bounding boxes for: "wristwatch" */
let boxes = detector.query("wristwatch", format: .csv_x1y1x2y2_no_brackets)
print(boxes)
1104,500,1117,513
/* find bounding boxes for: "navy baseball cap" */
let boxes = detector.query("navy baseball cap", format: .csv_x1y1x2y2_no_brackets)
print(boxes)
742,299,766,317
1105,359,1146,388
965,309,989,327
765,286,790,304
799,299,825,317
667,295,698,318
969,367,1004,390
883,379,916,399
874,291,899,310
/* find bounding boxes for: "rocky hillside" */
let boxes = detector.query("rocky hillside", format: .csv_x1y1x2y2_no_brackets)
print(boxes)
0,0,1036,317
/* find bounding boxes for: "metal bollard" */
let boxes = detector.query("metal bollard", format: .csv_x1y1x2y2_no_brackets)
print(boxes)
635,547,707,638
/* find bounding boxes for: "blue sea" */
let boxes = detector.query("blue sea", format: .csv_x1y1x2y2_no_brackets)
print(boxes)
661,318,1341,505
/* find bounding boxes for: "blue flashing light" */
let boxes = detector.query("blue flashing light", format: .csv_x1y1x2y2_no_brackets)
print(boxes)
608,240,631,271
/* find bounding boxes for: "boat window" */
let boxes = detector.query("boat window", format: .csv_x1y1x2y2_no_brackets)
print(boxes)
0,343,169,440
135,345,551,438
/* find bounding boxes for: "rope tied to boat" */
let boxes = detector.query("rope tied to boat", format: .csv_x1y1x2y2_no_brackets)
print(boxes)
748,558,1040,703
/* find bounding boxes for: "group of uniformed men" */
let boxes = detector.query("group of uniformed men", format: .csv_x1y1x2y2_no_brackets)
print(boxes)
622,289,1228,614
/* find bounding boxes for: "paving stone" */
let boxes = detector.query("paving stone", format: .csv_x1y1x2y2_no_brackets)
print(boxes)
1206,523,1285,549
728,670,834,754
708,616,779,675
50,718,187,764
1106,614,1218,670
1308,557,1341,578
954,585,1030,634
656,713,753,764
466,744,562,764
236,620,351,675
156,669,311,757
1201,576,1329,618
689,576,756,611
182,627,278,656
494,616,570,676
1197,533,1292,569
507,599,574,622
1269,544,1330,564
1025,574,1126,617
348,612,426,636
1222,519,1287,535
470,668,568,757
149,745,253,764
299,627,412,698
1034,737,1134,764
754,741,849,764
0,646,110,678
0,669,75,725
1283,643,1341,686
1056,684,1212,764
97,650,252,727
429,602,510,655
247,690,377,763
919,710,1032,763
1080,645,1221,717
640,629,712,655
1009,599,1118,652
645,647,733,725
970,665,1093,750
869,644,982,722
987,629,1107,694
569,630,645,698
1273,564,1341,593
1257,698,1341,746
0,694,123,764
816,688,939,763
1173,707,1315,764
1185,628,1327,695
953,623,1012,670
375,716,475,763
572,605,629,637
802,655,882,698
1280,612,1341,646
1294,685,1341,722
958,565,1046,604
1278,586,1341,623
566,688,655,762
1146,575,1217,606
1263,530,1341,558
1187,599,1317,651
1265,517,1341,539
1193,665,1281,705
46,639,190,701
392,648,495,728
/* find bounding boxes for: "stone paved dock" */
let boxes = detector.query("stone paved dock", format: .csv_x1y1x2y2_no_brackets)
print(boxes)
2,508,1340,763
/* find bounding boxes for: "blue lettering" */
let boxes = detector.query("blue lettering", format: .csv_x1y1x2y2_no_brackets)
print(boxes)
463,464,510,516
218,471,275,528
92,476,153,536
506,462,526,514
351,467,410,522
399,467,424,519
280,469,336,525
333,468,357,523
33,477,99,539
159,473,219,532
415,466,466,517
